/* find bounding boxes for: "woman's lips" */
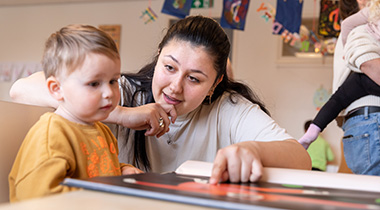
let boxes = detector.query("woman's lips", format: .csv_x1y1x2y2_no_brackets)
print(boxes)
164,93,181,105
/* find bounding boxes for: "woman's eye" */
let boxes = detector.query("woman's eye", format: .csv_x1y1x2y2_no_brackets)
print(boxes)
188,76,200,83
165,65,174,71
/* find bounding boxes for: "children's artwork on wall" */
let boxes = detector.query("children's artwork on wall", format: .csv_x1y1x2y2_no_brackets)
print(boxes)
313,86,331,110
140,6,158,24
256,2,275,23
192,0,214,8
318,0,340,38
0,62,42,82
98,25,121,51
220,0,250,31
257,1,336,57
273,0,304,35
161,0,192,19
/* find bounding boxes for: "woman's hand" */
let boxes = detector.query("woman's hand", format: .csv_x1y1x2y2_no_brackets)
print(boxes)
209,140,311,184
106,103,177,138
209,142,263,184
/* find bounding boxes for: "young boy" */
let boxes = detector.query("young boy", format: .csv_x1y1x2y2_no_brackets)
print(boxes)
8,24,141,202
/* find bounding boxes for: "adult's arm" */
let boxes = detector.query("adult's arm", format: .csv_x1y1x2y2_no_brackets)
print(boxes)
344,24,380,86
9,71,58,108
360,58,380,86
209,139,311,184
314,73,369,131
105,103,177,138
10,71,177,137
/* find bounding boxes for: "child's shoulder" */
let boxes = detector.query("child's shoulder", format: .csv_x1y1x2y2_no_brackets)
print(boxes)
28,112,74,135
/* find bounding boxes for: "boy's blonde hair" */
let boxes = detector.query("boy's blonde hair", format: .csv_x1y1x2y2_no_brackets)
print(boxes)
42,24,120,78
369,0,380,22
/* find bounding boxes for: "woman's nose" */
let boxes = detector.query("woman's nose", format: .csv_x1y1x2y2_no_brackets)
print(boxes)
169,75,183,94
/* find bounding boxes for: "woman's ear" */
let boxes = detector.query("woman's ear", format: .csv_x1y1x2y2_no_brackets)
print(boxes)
208,75,224,96
216,75,224,86
46,76,63,101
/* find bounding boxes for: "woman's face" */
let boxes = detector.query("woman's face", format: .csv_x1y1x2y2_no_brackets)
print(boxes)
152,39,218,116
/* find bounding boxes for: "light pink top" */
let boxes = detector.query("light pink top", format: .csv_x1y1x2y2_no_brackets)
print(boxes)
341,7,380,46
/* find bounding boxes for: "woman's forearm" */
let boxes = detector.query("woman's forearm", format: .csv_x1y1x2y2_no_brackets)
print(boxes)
254,139,312,170
104,104,176,138
103,105,124,125
9,71,58,108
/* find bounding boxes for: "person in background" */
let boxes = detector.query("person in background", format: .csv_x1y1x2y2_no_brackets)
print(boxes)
340,0,380,46
8,24,143,202
9,16,311,184
303,120,334,171
299,0,380,175
298,0,380,150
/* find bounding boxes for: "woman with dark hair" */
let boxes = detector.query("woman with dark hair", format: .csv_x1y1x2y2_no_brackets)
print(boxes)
10,15,311,184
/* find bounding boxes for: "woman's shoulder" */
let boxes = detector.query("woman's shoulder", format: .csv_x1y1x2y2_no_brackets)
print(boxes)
214,92,262,114
119,75,139,90
218,92,258,105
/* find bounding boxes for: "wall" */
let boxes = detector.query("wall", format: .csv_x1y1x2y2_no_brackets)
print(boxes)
0,0,342,169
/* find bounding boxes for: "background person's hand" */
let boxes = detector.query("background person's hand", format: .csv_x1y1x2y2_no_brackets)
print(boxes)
298,123,321,149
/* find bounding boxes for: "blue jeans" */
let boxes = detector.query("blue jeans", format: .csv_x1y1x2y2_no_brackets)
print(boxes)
342,108,380,175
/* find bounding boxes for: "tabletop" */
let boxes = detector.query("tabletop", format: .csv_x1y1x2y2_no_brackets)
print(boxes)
0,189,220,210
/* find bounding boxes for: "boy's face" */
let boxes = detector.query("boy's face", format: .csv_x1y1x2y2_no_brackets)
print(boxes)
55,53,120,124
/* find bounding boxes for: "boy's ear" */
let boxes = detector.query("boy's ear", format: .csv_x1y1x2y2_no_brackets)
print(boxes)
46,76,63,101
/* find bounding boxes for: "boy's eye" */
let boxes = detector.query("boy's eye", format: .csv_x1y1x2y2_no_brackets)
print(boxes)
110,79,118,85
89,82,99,87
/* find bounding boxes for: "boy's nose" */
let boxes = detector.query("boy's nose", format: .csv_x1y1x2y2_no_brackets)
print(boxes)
103,85,114,98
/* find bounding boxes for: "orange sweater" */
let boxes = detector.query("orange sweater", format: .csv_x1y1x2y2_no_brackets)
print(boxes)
9,112,128,202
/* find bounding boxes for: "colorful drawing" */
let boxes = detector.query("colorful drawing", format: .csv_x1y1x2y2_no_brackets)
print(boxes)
161,0,192,19
313,86,331,110
318,0,340,38
192,0,214,8
140,7,158,24
220,0,250,31
273,0,304,35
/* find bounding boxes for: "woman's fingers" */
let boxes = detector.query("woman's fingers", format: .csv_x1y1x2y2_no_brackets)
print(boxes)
209,143,263,184
209,152,228,185
143,103,176,137
250,158,263,182
159,103,178,123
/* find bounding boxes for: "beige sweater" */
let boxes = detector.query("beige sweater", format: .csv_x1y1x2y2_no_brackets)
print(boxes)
333,25,380,115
